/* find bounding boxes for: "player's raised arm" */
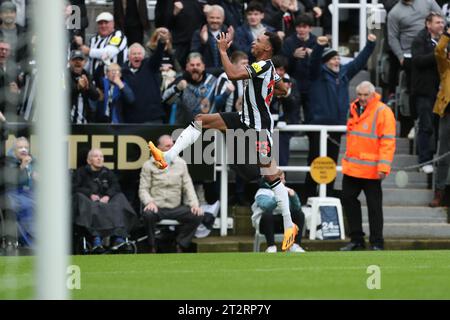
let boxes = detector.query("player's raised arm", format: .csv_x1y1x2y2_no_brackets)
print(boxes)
217,32,249,80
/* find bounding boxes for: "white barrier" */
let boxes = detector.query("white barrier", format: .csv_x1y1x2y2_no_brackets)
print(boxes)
330,0,385,51
215,125,347,236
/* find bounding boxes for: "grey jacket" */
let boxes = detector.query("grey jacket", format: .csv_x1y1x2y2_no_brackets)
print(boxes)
388,0,442,61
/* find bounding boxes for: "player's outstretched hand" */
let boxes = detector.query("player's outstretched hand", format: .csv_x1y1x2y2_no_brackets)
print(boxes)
216,32,232,53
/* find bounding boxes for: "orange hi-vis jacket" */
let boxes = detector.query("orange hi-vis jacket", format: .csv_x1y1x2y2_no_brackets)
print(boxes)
342,93,396,180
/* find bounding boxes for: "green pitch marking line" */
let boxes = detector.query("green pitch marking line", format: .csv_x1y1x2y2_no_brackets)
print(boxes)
1,251,450,299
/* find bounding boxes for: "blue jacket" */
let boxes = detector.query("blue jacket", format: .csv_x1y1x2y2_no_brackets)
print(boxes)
234,23,275,59
307,40,376,125
281,33,317,94
97,77,135,123
121,42,166,123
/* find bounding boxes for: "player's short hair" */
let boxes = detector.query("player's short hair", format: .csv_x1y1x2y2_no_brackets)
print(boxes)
230,50,248,64
264,31,282,55
272,55,288,69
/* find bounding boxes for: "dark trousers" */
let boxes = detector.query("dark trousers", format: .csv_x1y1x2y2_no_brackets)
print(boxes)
124,24,144,45
259,210,305,246
173,42,191,67
341,174,384,247
416,95,438,164
304,132,343,199
142,205,203,249
399,57,415,136
279,132,292,166
387,50,400,95
299,93,309,124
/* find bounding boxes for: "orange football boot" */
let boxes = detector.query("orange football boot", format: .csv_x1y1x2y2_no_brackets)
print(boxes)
148,141,168,169
282,224,299,251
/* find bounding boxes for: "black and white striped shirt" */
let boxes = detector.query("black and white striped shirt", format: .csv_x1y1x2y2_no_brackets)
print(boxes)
87,30,128,82
214,72,244,113
242,59,280,132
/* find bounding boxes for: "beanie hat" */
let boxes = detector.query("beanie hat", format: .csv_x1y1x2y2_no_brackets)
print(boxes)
322,48,339,63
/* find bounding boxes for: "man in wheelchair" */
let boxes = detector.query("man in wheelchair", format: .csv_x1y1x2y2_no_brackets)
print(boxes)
72,148,138,254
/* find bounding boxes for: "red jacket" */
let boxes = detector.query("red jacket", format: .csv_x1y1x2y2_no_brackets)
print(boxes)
342,93,396,179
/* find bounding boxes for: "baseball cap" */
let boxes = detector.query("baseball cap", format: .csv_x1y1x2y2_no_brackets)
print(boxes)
0,2,17,13
70,50,85,60
96,12,114,23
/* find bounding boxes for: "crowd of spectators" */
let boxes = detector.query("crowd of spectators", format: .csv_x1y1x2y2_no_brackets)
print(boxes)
1,0,450,253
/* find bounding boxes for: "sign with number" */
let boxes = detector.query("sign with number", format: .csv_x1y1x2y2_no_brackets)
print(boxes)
310,156,337,184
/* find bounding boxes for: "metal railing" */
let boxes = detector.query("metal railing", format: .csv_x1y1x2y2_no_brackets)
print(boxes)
215,125,347,236
330,0,385,51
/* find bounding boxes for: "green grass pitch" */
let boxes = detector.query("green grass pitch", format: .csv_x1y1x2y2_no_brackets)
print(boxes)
1,250,450,299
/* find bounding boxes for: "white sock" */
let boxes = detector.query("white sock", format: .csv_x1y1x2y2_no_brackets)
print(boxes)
164,121,201,163
270,179,294,230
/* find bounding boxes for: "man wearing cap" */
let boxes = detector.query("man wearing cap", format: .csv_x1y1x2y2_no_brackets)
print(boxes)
68,49,100,124
303,34,377,200
0,1,28,65
74,11,128,85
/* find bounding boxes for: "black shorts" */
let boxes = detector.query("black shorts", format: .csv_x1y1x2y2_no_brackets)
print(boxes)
219,112,273,166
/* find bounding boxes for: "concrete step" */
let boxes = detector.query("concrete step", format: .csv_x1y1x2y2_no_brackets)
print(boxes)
334,171,431,189
363,223,450,238
337,153,419,168
193,236,450,252
361,206,448,223
357,188,434,206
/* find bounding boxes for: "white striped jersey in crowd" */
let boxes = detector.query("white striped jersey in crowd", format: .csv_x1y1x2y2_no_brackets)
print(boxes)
18,62,90,124
86,29,128,81
17,61,37,122
214,71,244,113
241,59,281,134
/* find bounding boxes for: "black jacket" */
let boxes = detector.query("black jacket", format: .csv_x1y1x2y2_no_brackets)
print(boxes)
121,42,166,123
155,0,206,45
281,32,317,94
69,68,100,123
411,28,440,97
73,165,121,198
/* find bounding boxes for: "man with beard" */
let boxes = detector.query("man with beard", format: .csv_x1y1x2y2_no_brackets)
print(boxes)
150,32,301,252
121,27,169,124
162,52,228,125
